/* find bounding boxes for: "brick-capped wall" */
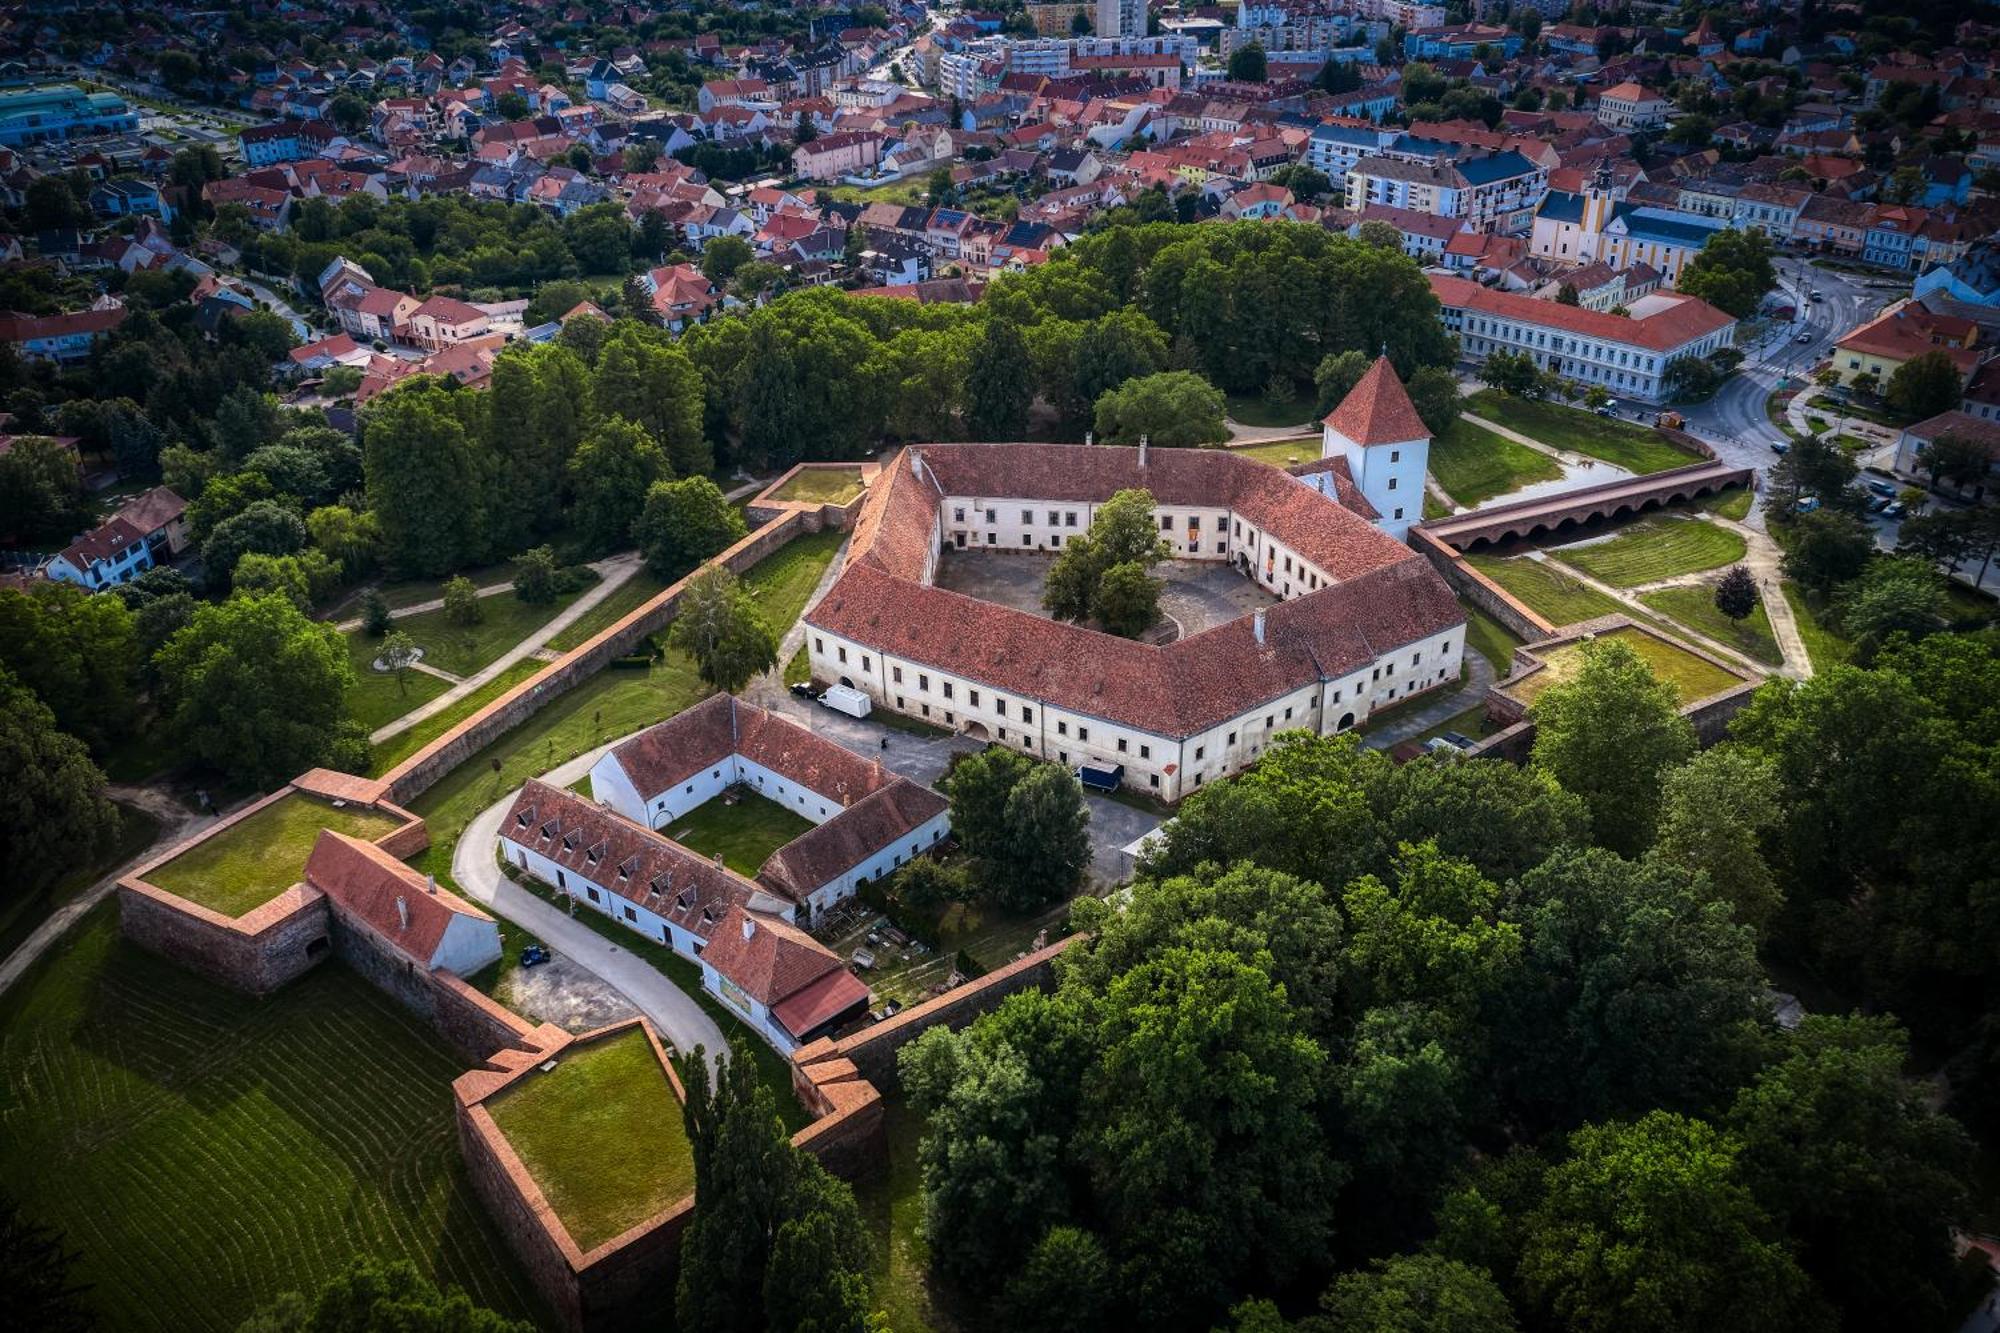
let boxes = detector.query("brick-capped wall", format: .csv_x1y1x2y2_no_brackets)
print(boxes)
1409,526,1556,642
383,511,808,806
117,883,330,995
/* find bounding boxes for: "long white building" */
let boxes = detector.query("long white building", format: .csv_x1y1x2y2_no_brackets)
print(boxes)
1429,273,1738,404
805,364,1467,802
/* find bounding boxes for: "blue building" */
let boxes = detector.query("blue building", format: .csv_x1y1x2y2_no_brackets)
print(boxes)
0,85,138,147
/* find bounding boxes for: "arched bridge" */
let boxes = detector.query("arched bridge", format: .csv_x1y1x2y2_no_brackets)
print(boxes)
1417,460,1756,552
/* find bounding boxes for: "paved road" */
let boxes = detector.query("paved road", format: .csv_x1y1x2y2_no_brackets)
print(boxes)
369,552,642,745
452,748,729,1063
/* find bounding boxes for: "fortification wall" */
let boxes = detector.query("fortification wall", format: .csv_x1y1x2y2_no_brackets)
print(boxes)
328,902,539,1059
1408,526,1556,642
116,884,330,995
383,511,807,805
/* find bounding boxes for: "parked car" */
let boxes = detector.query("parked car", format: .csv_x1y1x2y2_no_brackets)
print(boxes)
1796,331,1813,343
1796,496,1820,513
789,682,820,700
1439,731,1477,750
1867,480,1897,497
1423,737,1468,760
1771,440,1790,455
1883,501,1907,519
818,684,872,718
1868,496,1891,513
1810,290,1824,301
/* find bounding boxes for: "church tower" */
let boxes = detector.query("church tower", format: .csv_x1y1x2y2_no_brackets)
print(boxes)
1321,356,1430,542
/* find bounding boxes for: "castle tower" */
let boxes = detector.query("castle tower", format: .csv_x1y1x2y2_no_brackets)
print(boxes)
1321,356,1430,542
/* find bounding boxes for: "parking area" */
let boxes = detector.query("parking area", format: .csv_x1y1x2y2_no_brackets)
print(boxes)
933,550,1276,640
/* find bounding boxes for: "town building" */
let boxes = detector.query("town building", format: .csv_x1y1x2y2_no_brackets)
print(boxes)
44,486,188,590
0,305,127,361
1892,410,2000,495
0,84,138,146
1430,273,1738,403
1831,302,1982,390
1530,165,1725,285
1593,82,1673,131
696,906,872,1054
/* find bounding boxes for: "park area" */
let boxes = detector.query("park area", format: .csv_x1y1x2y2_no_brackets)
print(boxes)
145,792,403,918
1464,390,1699,474
1555,515,1748,588
664,792,816,877
1503,626,1743,708
0,907,543,1332
1426,416,1562,507
486,1026,694,1253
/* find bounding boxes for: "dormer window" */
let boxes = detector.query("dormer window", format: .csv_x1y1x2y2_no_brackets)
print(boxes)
586,840,606,864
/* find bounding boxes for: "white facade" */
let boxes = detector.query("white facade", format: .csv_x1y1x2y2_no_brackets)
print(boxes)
1097,0,1147,39
1328,425,1428,541
501,830,784,958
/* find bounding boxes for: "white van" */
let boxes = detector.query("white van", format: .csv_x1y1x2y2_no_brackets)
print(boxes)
819,684,873,719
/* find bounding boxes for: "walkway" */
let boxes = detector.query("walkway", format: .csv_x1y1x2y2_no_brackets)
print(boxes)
368,552,643,745
453,743,728,1063
1360,652,1498,751
0,785,217,999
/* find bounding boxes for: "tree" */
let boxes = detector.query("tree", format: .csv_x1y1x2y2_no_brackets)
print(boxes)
1318,1254,1518,1333
362,379,491,578
1092,370,1228,449
634,476,747,582
1678,228,1777,319
0,1194,94,1333
1496,850,1765,1130
232,551,313,611
700,234,754,287
568,416,670,555
1649,745,1783,938
965,319,1033,440
1914,429,1993,492
1781,509,1873,596
1833,556,1947,662
1727,1016,1974,1333
1315,349,1372,415
0,666,120,901
1091,560,1160,638
154,594,364,787
0,435,91,544
939,748,1091,910
1555,282,1581,306
667,568,777,693
495,91,530,121
1373,755,1590,884
677,1039,871,1333
0,582,140,755
24,175,88,231
1769,431,1857,511
1228,41,1268,82
1069,310,1168,413
361,590,392,637
1355,219,1404,250
591,324,708,476
890,856,974,913
1518,1113,1808,1333
238,1258,531,1333
1001,1226,1112,1333
1895,509,1975,573
512,545,558,605
1406,365,1462,436
1529,638,1695,855
1042,487,1170,627
1663,354,1723,401
1885,350,1966,420
441,575,484,627
1714,565,1759,622
378,629,420,696
1477,350,1546,398
306,504,381,579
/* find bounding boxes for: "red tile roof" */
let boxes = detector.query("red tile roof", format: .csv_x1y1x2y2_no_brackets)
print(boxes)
1428,274,1737,353
1322,356,1430,445
701,905,851,1010
304,830,493,966
769,964,872,1041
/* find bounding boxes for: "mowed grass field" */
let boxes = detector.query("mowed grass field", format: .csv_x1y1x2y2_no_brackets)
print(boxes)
1465,391,1698,474
1555,516,1748,588
1507,627,1743,707
1427,416,1562,506
487,1027,693,1253
147,793,403,918
0,907,544,1332
1640,582,1784,667
666,793,816,876
1466,553,1627,627
769,467,867,505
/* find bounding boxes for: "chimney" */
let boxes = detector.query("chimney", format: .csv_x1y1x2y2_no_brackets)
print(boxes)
1253,609,1266,646
714,852,726,867
1084,431,1094,447
426,873,437,895
741,913,756,941
908,446,924,481
1138,434,1148,468
395,895,409,932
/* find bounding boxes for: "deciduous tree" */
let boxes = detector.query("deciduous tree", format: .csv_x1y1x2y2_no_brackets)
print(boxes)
1885,350,1965,421
567,416,670,555
666,568,777,693
1092,370,1228,449
635,476,747,582
0,667,120,900
1528,638,1694,855
1649,744,1783,938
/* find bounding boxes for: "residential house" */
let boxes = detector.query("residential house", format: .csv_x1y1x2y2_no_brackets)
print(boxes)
1831,302,1982,390
0,304,127,361
406,295,491,351
44,485,187,590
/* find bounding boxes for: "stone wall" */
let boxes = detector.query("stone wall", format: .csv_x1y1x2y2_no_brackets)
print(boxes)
328,901,540,1060
743,462,876,533
1409,526,1556,642
117,883,331,995
383,510,808,806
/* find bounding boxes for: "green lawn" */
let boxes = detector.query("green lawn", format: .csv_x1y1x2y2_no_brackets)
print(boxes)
1427,416,1562,505
545,569,672,654
1782,583,1851,672
785,642,811,685
665,793,817,877
1507,626,1743,707
1639,582,1785,667
344,631,452,732
770,467,867,505
375,589,585,678
330,559,523,616
1461,602,1525,676
1465,391,1700,474
1225,392,1316,428
1555,516,1748,588
487,1027,693,1252
852,1094,955,1333
1414,703,1500,747
1228,437,1321,468
1466,553,1628,627
147,793,403,918
826,177,932,205
367,660,548,777
1696,485,1754,521
1833,433,1872,453
0,905,544,1332
1424,493,1452,519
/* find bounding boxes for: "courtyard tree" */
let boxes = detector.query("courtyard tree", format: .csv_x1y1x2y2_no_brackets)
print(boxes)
153,593,365,788
1885,350,1965,421
635,476,748,581
1228,41,1268,82
1714,565,1759,622
0,665,120,901
1528,638,1695,855
567,416,670,555
1042,487,1171,629
667,568,777,694
1091,560,1160,638
1092,370,1228,449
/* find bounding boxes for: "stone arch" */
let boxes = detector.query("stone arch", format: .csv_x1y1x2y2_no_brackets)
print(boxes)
962,720,990,741
1557,516,1578,532
1613,503,1634,518
1337,712,1356,732
840,675,854,688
